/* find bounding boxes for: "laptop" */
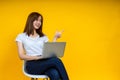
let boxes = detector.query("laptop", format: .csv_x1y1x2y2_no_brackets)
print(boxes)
42,42,66,58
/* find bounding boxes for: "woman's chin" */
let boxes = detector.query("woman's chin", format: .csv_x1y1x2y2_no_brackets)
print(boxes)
35,27,40,29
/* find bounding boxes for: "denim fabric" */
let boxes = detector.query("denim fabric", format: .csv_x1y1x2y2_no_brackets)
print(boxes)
25,57,69,80
45,68,60,80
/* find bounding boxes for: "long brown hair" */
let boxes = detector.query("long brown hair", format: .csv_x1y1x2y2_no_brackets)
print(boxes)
23,12,44,37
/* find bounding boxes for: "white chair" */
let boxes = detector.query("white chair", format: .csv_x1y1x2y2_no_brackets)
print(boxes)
23,61,49,80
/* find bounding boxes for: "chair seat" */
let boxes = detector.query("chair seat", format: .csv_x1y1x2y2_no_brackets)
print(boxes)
23,70,48,78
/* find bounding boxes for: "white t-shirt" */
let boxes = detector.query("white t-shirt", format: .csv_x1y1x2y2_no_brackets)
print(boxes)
15,33,49,56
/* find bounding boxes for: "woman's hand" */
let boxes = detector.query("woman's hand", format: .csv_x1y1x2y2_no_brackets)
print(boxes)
53,30,64,42
34,55,44,60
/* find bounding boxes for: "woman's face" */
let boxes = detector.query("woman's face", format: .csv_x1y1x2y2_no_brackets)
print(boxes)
33,16,42,29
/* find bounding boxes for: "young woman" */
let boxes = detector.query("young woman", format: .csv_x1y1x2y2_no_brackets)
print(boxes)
15,12,69,80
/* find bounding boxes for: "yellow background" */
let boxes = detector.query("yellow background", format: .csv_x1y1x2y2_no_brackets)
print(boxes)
0,0,120,80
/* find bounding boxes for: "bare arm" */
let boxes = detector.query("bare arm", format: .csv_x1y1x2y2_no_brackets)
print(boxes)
16,42,42,61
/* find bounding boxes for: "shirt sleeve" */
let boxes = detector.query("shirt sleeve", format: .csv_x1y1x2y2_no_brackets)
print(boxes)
15,34,23,43
44,36,49,42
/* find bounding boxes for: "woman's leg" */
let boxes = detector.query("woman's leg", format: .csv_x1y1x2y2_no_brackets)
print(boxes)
45,68,60,80
26,57,69,80
48,57,69,80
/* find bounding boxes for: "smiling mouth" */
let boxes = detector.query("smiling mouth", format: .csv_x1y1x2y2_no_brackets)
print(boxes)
36,24,40,27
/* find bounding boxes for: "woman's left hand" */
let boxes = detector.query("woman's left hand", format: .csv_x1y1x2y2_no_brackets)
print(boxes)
53,30,64,42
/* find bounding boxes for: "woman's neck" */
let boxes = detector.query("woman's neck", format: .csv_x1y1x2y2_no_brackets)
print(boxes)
30,30,38,37
33,30,37,35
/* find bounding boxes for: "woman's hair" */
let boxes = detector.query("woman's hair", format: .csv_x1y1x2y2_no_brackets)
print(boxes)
23,12,44,37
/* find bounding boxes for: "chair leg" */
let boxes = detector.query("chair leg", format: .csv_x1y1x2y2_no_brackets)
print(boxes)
31,78,48,80
31,78,34,80
43,78,48,80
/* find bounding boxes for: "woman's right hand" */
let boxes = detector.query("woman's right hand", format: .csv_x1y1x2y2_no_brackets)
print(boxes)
34,55,43,60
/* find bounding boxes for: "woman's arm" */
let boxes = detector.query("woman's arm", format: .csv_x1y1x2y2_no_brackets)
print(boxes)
53,30,64,42
16,42,42,61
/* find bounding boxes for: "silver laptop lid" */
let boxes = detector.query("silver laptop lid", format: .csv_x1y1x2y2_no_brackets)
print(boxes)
42,42,66,58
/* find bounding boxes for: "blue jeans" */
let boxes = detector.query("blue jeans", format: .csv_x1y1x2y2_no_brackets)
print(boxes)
25,57,69,80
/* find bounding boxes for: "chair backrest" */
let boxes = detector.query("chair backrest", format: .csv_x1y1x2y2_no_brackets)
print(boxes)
23,61,48,78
